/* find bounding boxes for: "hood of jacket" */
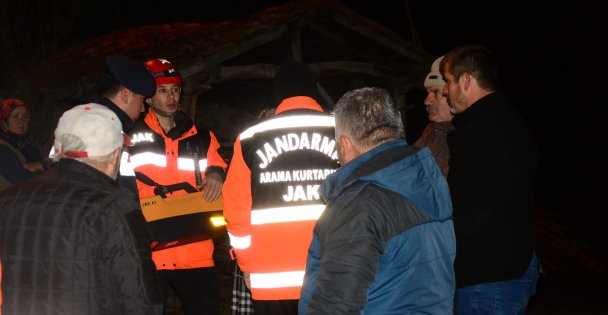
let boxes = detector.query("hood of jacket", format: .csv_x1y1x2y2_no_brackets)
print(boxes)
321,139,452,221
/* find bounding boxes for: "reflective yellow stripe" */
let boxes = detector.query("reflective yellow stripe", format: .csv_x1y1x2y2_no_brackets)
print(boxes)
228,232,251,249
240,115,335,140
251,204,326,225
250,271,305,289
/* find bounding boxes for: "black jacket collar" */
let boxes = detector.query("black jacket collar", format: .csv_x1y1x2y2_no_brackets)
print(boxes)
90,95,134,133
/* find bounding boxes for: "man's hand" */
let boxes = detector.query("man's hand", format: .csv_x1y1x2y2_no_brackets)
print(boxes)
23,162,44,172
201,172,223,201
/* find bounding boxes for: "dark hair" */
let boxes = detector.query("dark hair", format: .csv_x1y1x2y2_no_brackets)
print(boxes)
441,44,500,91
98,73,122,98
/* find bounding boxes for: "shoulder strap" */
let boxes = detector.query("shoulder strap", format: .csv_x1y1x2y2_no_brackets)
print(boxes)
134,171,197,198
134,171,158,186
189,126,212,189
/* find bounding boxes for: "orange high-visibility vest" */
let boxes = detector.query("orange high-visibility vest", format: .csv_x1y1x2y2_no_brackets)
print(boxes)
223,97,339,300
129,110,227,270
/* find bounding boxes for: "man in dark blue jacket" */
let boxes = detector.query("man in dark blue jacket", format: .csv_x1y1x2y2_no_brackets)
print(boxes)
92,54,156,134
90,54,156,192
299,87,456,314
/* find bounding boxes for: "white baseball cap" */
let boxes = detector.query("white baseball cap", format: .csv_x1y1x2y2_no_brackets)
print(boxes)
53,103,130,158
424,56,446,88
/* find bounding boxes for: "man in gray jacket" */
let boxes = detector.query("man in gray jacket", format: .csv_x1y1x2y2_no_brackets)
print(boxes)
0,103,163,315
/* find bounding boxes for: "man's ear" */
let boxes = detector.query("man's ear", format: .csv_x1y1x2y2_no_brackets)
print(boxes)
338,134,358,164
105,147,123,180
461,72,475,91
338,134,351,154
119,86,131,104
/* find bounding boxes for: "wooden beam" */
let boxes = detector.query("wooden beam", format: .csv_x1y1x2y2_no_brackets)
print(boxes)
180,24,289,78
290,24,302,63
185,61,410,113
207,64,278,83
204,61,395,84
180,92,200,120
316,82,335,109
309,61,393,78
307,23,365,56
331,14,426,63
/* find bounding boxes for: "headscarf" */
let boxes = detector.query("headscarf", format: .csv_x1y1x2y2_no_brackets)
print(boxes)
1,98,27,134
0,98,43,164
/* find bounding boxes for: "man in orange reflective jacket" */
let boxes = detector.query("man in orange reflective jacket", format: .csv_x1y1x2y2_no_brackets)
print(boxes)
223,63,339,315
129,58,226,314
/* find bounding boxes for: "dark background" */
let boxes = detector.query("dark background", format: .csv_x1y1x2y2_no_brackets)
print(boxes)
4,0,599,312
69,0,588,222
94,0,603,291
9,0,596,267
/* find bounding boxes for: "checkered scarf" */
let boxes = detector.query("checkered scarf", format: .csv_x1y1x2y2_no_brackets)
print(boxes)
231,264,254,314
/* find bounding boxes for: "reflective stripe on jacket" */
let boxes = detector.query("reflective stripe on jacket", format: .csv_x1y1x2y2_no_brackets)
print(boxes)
223,96,339,300
129,109,227,270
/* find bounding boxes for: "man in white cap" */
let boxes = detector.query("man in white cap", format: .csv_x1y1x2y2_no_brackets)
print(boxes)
0,103,163,315
414,55,454,178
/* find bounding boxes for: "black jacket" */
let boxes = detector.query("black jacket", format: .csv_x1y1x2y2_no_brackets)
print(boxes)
447,92,538,287
90,95,140,193
0,159,163,315
91,95,135,133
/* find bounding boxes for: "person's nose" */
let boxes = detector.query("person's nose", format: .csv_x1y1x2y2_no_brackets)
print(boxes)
169,90,178,100
441,85,448,97
424,95,433,106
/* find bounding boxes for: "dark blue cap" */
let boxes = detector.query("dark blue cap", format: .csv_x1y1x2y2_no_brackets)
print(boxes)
105,54,156,97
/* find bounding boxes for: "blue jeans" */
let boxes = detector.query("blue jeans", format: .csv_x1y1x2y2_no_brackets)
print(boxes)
455,254,539,315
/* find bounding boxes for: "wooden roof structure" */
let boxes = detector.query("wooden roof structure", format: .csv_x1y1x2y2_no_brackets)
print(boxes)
57,0,433,143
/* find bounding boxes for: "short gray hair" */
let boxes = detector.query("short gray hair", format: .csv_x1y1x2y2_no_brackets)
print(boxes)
333,87,404,150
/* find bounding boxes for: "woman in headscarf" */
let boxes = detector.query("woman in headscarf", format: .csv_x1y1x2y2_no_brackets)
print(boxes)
0,98,46,190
